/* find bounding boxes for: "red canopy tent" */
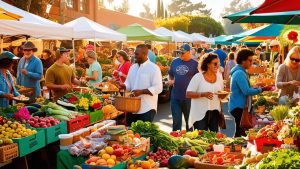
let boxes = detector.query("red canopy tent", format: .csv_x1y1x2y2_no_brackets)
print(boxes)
250,0,300,14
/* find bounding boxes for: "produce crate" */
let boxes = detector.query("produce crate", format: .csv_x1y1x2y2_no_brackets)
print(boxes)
0,143,18,163
68,114,90,133
255,138,282,153
81,161,127,169
36,121,68,144
89,110,103,124
12,130,46,157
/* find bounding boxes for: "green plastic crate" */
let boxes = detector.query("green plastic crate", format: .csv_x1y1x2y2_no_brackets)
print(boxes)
81,161,127,169
89,110,103,124
37,121,68,144
13,129,46,157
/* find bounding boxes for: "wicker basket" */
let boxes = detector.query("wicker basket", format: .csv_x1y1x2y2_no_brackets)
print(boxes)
0,143,18,163
114,96,141,113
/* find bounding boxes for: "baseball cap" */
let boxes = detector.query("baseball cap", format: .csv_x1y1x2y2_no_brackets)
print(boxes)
270,40,280,47
176,44,191,53
57,47,70,53
0,51,19,60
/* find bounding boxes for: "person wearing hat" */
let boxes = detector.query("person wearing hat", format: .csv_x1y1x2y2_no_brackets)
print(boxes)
17,41,43,98
45,47,81,101
168,43,199,131
0,52,20,108
269,40,282,72
83,51,102,86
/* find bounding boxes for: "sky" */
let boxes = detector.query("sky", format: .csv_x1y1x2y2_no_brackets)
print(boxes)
105,0,264,21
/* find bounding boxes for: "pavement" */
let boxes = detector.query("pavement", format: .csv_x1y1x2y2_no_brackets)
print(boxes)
153,101,236,137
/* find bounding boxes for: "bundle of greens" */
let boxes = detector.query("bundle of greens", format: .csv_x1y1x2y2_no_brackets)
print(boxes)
259,149,300,169
270,105,289,121
131,120,179,151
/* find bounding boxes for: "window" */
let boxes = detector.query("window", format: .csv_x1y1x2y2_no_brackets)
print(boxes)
66,0,74,8
97,0,104,10
79,0,87,12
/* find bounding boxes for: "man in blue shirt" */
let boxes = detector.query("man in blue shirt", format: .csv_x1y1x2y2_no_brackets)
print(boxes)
214,44,227,69
17,41,43,98
168,44,198,131
146,44,156,64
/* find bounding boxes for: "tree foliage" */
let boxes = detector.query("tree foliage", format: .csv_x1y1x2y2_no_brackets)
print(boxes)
8,0,54,17
139,3,155,20
155,14,224,36
221,0,252,34
168,0,211,16
155,15,190,32
114,0,129,14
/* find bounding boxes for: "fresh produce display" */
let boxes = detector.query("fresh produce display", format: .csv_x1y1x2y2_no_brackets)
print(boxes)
270,105,289,121
146,147,173,167
13,107,31,122
131,121,179,151
0,121,36,139
102,105,123,120
42,102,82,121
58,93,103,111
238,153,267,168
128,159,157,169
256,123,283,139
258,149,300,169
68,138,106,157
201,152,244,166
168,155,189,169
27,116,60,128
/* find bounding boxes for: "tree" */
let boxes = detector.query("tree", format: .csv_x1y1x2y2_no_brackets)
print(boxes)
155,15,190,32
168,0,211,16
156,0,164,18
8,0,55,17
155,14,224,36
139,3,155,20
164,9,168,18
114,0,129,13
188,15,224,36
221,0,252,34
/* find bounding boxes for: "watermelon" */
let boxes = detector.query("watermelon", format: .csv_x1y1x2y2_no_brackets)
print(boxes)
168,155,189,169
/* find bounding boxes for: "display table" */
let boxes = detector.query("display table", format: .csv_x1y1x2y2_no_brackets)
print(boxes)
57,150,87,169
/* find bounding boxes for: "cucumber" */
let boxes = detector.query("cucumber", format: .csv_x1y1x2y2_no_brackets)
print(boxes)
32,111,46,117
26,106,40,114
28,103,42,109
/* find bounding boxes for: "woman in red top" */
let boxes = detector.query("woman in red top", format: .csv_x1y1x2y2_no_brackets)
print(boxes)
112,50,131,83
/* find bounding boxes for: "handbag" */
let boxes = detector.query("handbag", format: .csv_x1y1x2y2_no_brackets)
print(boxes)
218,111,226,129
240,97,255,129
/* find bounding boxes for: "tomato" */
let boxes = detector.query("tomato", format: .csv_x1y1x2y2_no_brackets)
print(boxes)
217,157,223,165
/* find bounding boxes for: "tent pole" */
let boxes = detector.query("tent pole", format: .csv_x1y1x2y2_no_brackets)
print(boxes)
0,35,3,53
72,38,75,68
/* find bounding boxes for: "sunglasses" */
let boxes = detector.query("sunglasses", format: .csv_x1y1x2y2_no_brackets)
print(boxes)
290,57,300,63
211,62,219,66
23,49,32,52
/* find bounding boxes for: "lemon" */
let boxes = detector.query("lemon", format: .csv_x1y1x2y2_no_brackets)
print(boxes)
22,132,28,137
3,124,8,128
102,153,110,160
5,128,11,132
12,133,18,138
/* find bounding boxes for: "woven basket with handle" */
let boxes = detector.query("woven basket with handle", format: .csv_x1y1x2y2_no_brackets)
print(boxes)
114,96,141,113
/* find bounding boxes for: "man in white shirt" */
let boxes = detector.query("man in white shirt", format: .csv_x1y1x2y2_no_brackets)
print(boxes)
120,44,163,126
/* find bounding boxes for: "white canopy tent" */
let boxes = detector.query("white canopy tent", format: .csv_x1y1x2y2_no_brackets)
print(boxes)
64,17,126,41
175,30,196,42
154,27,193,42
190,33,214,43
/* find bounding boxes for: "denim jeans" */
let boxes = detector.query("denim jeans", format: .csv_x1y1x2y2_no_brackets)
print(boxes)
171,98,191,131
193,110,219,132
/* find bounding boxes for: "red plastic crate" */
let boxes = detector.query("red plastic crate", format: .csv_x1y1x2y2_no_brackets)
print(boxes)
81,114,90,127
255,138,282,153
67,116,83,133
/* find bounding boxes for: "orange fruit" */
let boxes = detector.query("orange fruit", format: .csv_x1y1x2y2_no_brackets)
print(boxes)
105,146,114,155
128,134,134,138
107,158,115,166
127,130,133,134
129,164,136,169
148,159,154,165
181,130,187,134
135,133,141,138
141,161,151,169
110,155,116,160
136,167,143,169
102,153,110,160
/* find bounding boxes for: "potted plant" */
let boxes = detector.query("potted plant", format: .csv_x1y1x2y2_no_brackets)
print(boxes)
254,96,267,114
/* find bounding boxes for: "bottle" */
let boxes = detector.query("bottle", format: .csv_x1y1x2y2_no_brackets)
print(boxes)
43,86,50,100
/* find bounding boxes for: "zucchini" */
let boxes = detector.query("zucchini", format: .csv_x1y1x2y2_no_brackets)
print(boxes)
26,106,39,114
28,103,42,109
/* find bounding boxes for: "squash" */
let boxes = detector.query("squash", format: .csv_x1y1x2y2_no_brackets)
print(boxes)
168,155,188,169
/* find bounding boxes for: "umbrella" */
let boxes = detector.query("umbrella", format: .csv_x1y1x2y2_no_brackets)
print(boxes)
117,24,171,41
224,8,300,24
250,0,300,14
0,7,22,20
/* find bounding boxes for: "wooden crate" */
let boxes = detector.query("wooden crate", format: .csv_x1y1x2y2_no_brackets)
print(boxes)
0,143,18,163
